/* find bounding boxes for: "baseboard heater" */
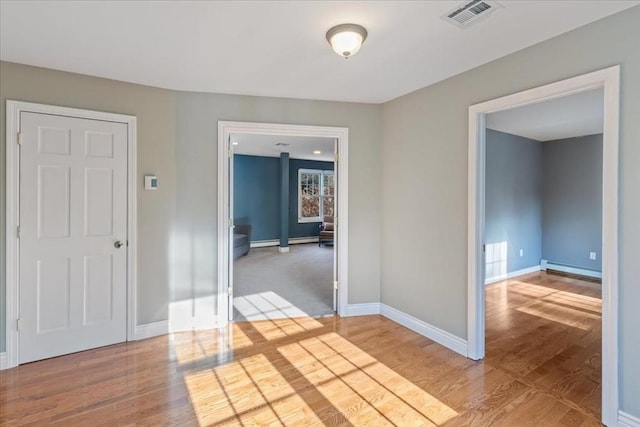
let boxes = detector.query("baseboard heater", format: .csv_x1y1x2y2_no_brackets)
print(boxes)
250,236,319,248
540,259,602,280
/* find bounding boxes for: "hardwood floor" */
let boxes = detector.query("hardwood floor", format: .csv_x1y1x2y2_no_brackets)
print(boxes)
0,272,601,426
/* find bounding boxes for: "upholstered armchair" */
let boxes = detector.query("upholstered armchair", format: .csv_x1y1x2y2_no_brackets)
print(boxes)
233,224,252,259
318,215,334,246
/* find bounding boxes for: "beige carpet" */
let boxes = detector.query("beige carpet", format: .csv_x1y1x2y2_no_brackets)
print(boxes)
232,243,334,321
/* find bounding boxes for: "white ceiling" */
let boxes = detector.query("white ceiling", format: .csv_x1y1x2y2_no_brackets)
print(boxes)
1,1,637,104
487,88,603,141
231,134,335,162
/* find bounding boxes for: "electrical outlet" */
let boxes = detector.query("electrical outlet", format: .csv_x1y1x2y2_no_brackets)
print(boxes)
590,252,597,260
519,249,524,257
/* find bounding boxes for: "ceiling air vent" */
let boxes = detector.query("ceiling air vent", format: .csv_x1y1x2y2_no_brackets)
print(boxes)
443,0,503,29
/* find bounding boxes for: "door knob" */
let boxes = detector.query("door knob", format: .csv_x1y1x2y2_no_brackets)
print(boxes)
114,241,124,249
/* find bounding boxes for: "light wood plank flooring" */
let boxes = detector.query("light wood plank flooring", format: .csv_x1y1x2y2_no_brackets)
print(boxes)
0,272,601,426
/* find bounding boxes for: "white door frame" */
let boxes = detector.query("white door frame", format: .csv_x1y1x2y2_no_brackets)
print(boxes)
467,66,620,425
4,100,137,370
217,121,349,324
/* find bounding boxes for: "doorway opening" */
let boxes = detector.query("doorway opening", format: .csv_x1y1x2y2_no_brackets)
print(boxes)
217,122,349,325
467,66,620,425
483,87,604,421
230,133,336,321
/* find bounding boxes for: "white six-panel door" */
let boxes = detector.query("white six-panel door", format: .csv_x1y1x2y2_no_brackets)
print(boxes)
19,112,128,363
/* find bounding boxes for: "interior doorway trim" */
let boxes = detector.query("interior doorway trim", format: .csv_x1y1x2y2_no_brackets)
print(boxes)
4,100,137,370
467,65,620,425
217,121,349,324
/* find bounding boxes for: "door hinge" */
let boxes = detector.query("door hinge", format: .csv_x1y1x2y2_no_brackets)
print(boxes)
17,132,23,146
229,218,234,228
483,244,486,252
17,225,20,239
17,318,23,331
228,149,234,158
228,286,233,296
334,153,338,163
334,281,338,290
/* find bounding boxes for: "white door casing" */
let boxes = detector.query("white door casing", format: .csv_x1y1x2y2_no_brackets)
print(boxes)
467,66,620,426
217,121,349,324
228,136,235,321
333,139,339,312
4,101,137,370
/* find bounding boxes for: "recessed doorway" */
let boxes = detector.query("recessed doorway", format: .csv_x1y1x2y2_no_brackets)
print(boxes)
217,122,349,324
230,133,336,321
467,66,620,425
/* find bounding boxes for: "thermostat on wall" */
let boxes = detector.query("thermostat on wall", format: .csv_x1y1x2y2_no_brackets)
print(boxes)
144,175,158,190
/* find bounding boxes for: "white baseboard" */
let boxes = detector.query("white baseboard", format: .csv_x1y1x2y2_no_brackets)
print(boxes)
380,304,468,357
250,240,278,248
251,237,319,248
541,259,602,279
134,320,169,340
345,303,381,316
485,265,541,285
289,237,319,245
619,410,640,427
0,352,7,370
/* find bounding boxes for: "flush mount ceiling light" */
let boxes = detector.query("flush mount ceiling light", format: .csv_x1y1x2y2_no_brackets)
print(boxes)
326,23,368,59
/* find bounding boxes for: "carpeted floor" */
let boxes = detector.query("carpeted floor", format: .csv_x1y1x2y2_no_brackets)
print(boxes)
232,243,334,321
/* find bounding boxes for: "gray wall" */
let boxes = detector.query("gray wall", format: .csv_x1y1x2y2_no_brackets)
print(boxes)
173,92,382,315
485,129,542,276
0,62,382,351
2,5,639,419
381,6,640,416
542,134,603,271
0,62,177,349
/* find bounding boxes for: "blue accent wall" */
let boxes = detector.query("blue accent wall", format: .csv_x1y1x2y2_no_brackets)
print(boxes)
234,155,334,242
486,129,543,277
542,134,602,271
289,159,334,238
233,155,280,241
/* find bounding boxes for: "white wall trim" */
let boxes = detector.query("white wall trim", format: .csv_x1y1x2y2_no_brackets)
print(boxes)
485,265,541,285
250,237,320,248
0,352,7,370
289,237,320,245
467,65,620,426
619,410,640,427
250,240,280,248
345,302,470,358
135,321,169,340
4,101,137,370
345,303,381,317
218,121,349,326
540,259,602,280
381,304,468,357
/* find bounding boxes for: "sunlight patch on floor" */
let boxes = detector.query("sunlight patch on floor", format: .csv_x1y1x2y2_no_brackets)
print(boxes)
517,299,600,330
542,290,602,313
234,291,310,321
278,332,458,425
507,281,560,298
184,353,323,426
243,316,325,342
173,325,254,365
